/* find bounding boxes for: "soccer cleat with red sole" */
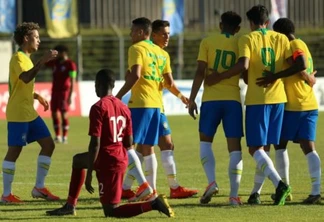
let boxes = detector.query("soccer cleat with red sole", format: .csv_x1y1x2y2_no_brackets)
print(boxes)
170,186,198,199
200,181,219,204
32,187,60,201
1,193,24,204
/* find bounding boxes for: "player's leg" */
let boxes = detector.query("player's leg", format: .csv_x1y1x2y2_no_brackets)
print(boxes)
1,122,28,203
298,110,321,204
246,104,290,205
223,101,243,205
123,108,155,201
100,168,174,218
134,108,160,200
51,93,61,143
28,116,60,201
61,95,70,144
199,101,221,204
158,113,198,199
46,152,88,216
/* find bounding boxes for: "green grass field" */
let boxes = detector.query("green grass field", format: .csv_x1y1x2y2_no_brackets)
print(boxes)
0,114,324,222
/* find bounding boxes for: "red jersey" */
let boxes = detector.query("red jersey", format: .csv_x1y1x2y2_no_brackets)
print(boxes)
47,59,77,92
88,95,132,171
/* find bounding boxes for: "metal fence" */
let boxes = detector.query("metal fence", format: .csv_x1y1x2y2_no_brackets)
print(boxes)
86,0,324,31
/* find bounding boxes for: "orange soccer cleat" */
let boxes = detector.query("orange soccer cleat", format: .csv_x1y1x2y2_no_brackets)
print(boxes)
128,182,153,202
1,193,24,204
170,186,199,199
31,187,60,201
121,189,136,199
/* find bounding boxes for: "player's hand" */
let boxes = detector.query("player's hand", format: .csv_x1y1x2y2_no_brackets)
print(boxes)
85,172,94,194
180,95,190,107
41,50,58,63
188,100,198,120
306,70,317,87
256,70,276,87
67,97,72,105
37,95,49,111
204,69,222,86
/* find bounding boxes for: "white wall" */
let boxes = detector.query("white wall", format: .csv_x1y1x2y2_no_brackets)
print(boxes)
0,40,12,83
79,78,324,116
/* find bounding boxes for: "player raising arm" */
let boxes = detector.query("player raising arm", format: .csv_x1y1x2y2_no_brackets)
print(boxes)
2,22,59,203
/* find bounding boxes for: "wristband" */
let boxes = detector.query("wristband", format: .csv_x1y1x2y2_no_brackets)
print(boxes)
177,93,183,99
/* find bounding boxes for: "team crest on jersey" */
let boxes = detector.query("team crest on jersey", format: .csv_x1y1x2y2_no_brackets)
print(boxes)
61,66,66,72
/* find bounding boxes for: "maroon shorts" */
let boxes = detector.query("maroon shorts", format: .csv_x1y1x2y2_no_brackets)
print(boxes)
96,169,125,205
50,91,69,112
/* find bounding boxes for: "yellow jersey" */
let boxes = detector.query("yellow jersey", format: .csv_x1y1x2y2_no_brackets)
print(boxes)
6,51,38,122
128,40,171,108
198,33,241,103
239,28,291,105
284,39,318,111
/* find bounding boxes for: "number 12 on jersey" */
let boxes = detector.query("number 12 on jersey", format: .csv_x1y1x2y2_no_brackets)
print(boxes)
110,116,126,142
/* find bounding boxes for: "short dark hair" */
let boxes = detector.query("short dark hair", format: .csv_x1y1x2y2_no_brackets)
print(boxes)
54,44,69,53
273,18,295,36
152,20,170,33
14,22,40,46
246,5,269,25
221,11,241,29
96,69,115,89
132,17,152,35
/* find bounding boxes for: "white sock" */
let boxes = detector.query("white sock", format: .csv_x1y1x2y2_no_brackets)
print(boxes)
306,151,321,195
136,150,144,163
251,151,269,194
144,154,158,190
200,141,215,184
228,151,243,197
253,150,281,188
161,150,179,189
36,155,51,188
275,149,290,184
123,149,146,189
2,160,15,196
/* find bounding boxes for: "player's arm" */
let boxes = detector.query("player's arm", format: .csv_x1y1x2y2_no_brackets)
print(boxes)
68,69,77,105
205,57,249,86
188,61,206,119
115,65,141,99
33,92,49,111
85,135,100,194
256,54,307,87
19,50,58,84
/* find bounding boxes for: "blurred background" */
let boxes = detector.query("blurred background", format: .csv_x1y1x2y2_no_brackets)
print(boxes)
0,0,323,82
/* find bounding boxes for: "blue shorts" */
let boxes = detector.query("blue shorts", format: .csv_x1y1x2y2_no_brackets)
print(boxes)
130,108,160,146
7,116,51,146
199,101,243,138
281,110,318,142
245,104,284,147
159,113,171,137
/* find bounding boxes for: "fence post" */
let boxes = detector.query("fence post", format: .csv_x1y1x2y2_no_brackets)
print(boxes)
110,23,125,80
76,34,83,81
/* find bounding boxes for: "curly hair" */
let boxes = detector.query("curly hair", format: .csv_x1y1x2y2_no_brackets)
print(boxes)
14,22,40,46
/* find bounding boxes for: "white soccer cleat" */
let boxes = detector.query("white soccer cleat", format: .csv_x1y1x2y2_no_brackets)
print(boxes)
200,181,219,204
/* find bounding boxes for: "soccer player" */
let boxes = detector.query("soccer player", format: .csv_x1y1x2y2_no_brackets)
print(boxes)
188,11,243,205
256,18,321,204
205,5,306,205
46,69,174,217
116,17,170,201
122,19,198,199
1,22,60,203
47,44,77,144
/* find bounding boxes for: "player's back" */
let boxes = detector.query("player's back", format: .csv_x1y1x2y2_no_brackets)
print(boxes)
6,51,38,122
128,40,167,108
239,29,291,105
284,39,318,111
91,95,132,170
198,33,241,102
